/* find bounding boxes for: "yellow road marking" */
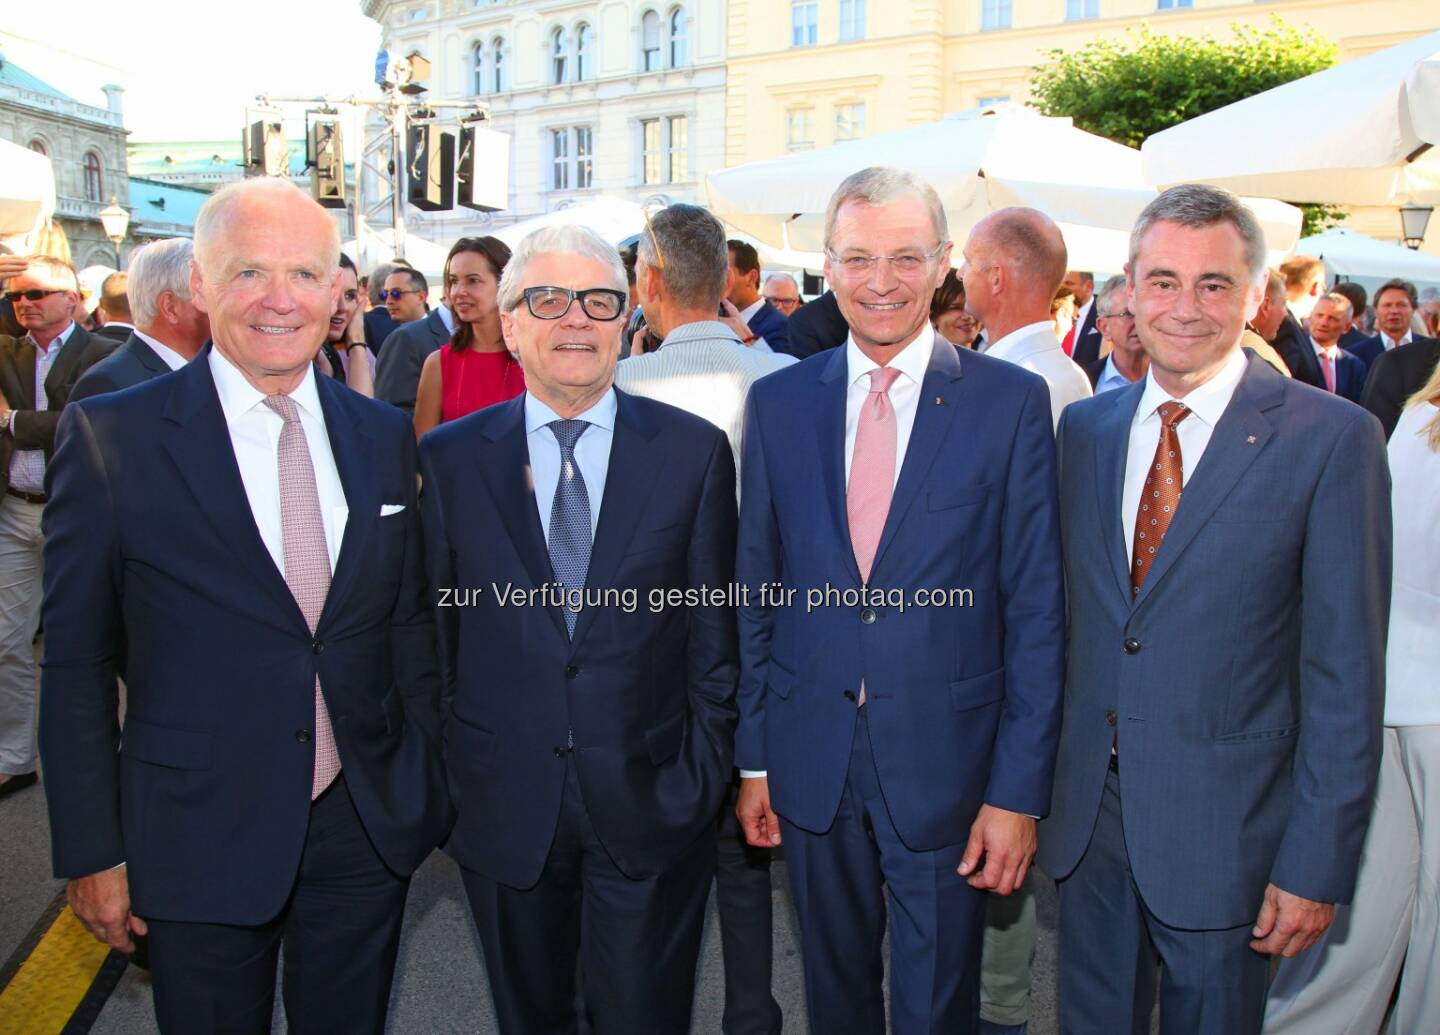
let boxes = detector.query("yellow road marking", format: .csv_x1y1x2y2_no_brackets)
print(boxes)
0,905,112,1034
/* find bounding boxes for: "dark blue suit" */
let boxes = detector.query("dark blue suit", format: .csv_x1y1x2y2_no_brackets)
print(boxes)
1038,356,1390,1033
1345,332,1386,373
69,332,177,403
747,299,792,356
736,338,1065,1032
419,388,738,1032
374,308,450,414
1330,345,1368,403
40,351,451,1030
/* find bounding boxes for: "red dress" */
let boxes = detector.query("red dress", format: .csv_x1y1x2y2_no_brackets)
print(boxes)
439,344,525,422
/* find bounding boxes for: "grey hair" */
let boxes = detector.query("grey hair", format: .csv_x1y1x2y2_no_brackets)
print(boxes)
823,166,948,253
1321,291,1354,322
636,204,727,310
497,224,627,313
193,177,340,276
1129,184,1267,283
1096,273,1129,317
127,238,195,328
763,272,800,293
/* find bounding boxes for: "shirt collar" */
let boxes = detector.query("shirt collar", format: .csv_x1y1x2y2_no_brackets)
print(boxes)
134,329,190,371
436,304,456,334
660,320,743,350
739,298,765,323
27,320,75,353
1310,337,1340,359
208,346,325,426
1134,346,1248,429
1099,354,1130,389
524,386,618,436
845,322,935,390
985,321,1056,359
1382,330,1412,350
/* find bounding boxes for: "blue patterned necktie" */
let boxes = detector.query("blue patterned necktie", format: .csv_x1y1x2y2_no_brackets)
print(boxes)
547,419,592,637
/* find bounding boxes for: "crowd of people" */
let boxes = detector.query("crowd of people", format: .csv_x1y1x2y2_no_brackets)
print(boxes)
0,166,1436,1035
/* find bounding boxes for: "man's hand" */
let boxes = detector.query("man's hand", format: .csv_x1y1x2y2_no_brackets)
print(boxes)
719,299,754,344
958,805,1035,895
737,775,782,847
1250,883,1334,957
0,254,29,281
68,866,147,953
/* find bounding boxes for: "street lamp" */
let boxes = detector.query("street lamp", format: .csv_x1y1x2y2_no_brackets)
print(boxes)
98,197,130,267
1400,202,1433,250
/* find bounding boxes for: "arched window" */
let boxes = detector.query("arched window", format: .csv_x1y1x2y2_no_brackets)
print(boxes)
28,139,47,156
492,37,506,92
576,22,593,81
83,151,103,202
641,11,661,72
472,41,485,95
551,27,568,85
668,8,688,68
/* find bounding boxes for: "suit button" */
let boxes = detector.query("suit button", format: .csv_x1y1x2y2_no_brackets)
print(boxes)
860,608,877,625
843,690,857,702
296,729,312,743
1105,710,1117,727
553,746,566,758
311,640,324,654
1123,638,1141,655
565,665,579,678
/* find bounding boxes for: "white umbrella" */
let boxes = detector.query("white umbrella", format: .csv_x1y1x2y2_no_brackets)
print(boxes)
345,226,451,280
0,137,56,247
704,105,1302,271
1142,31,1440,206
1296,228,1440,293
492,197,647,248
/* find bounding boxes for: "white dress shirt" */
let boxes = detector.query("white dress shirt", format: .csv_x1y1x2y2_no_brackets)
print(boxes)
135,330,190,371
209,348,348,573
1384,402,1440,726
1380,330,1413,351
843,324,934,490
984,321,1093,430
1311,337,1342,390
525,389,616,540
8,320,75,493
1094,354,1137,396
436,303,456,335
1122,348,1248,562
738,297,776,354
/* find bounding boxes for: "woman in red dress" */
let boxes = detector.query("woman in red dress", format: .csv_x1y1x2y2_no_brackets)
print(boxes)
414,236,521,439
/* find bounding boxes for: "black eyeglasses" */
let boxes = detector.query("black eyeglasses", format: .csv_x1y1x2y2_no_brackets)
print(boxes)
519,286,626,322
383,288,422,301
3,289,65,303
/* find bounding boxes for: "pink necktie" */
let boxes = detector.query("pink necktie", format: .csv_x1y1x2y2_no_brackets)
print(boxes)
264,394,340,800
848,366,902,583
1321,350,1336,393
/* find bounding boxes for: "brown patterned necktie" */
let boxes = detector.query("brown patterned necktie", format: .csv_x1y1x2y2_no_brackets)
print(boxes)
1130,401,1191,596
264,393,341,799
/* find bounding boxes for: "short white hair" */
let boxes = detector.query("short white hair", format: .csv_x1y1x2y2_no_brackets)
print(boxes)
496,225,627,313
193,178,340,276
127,238,194,328
823,166,948,253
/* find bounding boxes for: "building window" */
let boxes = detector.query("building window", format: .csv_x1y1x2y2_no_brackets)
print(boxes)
576,22,593,80
84,151,104,202
492,37,506,91
1067,0,1098,17
642,11,662,71
551,129,570,189
978,93,1010,107
1157,0,1192,7
550,126,592,190
838,0,865,41
551,28,568,84
641,116,687,185
28,139,47,156
834,103,866,141
668,115,688,182
791,0,818,47
643,119,662,184
669,8,688,68
576,127,593,188
786,109,815,152
409,7,426,21
981,0,1011,30
472,42,485,95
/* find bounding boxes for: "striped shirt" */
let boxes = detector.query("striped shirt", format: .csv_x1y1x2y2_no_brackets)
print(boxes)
9,321,75,493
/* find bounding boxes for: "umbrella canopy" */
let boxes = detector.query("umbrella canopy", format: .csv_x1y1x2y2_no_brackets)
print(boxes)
345,226,451,280
0,137,56,245
1141,31,1440,206
492,197,647,249
704,105,1302,271
1295,228,1440,293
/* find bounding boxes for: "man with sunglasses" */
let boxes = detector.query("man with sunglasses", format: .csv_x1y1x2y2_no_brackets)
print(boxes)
0,256,114,798
375,265,457,415
419,224,738,1033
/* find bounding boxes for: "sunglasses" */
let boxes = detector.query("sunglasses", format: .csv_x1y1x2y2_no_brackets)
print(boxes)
383,288,422,301
4,289,65,303
519,286,626,322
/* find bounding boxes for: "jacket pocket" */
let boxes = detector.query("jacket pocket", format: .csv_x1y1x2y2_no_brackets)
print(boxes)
929,484,990,512
766,658,796,700
1214,724,1300,744
950,666,1006,712
122,717,213,770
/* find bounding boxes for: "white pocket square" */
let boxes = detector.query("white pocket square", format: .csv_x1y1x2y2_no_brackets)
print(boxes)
380,504,406,517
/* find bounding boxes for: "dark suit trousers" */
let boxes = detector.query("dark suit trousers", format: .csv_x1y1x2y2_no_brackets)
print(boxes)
462,757,713,1035
715,780,784,1035
779,707,985,1035
1055,770,1267,1035
145,775,410,1035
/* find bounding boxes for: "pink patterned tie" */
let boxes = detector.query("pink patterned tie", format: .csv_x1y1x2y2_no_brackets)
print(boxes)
264,394,340,800
848,366,903,584
1320,350,1336,393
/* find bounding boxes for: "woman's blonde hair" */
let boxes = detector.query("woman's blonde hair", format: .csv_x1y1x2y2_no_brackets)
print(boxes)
1404,359,1440,450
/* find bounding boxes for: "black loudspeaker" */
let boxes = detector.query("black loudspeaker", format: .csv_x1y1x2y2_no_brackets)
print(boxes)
407,124,454,211
308,121,346,209
457,122,511,212
243,120,285,177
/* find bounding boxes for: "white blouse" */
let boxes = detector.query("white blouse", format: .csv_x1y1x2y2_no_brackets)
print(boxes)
1385,402,1440,727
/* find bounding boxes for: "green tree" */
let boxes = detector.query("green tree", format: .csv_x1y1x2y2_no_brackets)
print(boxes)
1029,20,1345,233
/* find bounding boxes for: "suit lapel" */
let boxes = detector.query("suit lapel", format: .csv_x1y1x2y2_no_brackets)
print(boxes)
1093,381,1144,604
1130,358,1282,612
159,350,308,633
315,377,377,630
870,339,963,577
15,339,37,408
45,325,91,401
127,335,173,377
817,347,861,587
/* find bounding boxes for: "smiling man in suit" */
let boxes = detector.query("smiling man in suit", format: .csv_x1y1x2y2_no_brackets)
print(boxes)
734,166,1065,1034
40,177,451,1034
419,224,738,1033
1039,185,1390,1034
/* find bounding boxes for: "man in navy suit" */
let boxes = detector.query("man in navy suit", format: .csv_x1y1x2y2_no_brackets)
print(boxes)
374,266,453,414
1306,293,1367,403
727,240,792,355
41,179,451,1034
1063,270,1104,367
419,224,738,1033
1038,185,1390,1034
734,167,1065,1034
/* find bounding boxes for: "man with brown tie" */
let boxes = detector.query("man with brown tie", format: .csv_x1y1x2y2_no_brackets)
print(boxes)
41,177,450,1033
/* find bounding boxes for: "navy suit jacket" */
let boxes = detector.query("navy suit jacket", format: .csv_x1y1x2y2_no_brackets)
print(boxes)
69,333,176,403
1331,346,1367,403
1361,335,1440,439
785,291,848,358
1273,311,1324,389
1037,356,1390,930
374,309,451,414
419,389,738,887
1069,302,1104,368
39,352,452,924
736,339,1066,846
747,300,791,356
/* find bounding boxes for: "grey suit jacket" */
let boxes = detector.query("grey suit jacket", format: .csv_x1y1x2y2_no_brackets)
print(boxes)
1037,355,1391,930
374,309,451,414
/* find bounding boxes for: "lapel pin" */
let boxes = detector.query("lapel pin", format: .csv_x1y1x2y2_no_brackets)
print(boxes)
934,396,943,406
1246,435,1257,444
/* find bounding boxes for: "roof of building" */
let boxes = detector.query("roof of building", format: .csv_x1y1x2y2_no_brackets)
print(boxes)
128,177,208,229
0,52,77,103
